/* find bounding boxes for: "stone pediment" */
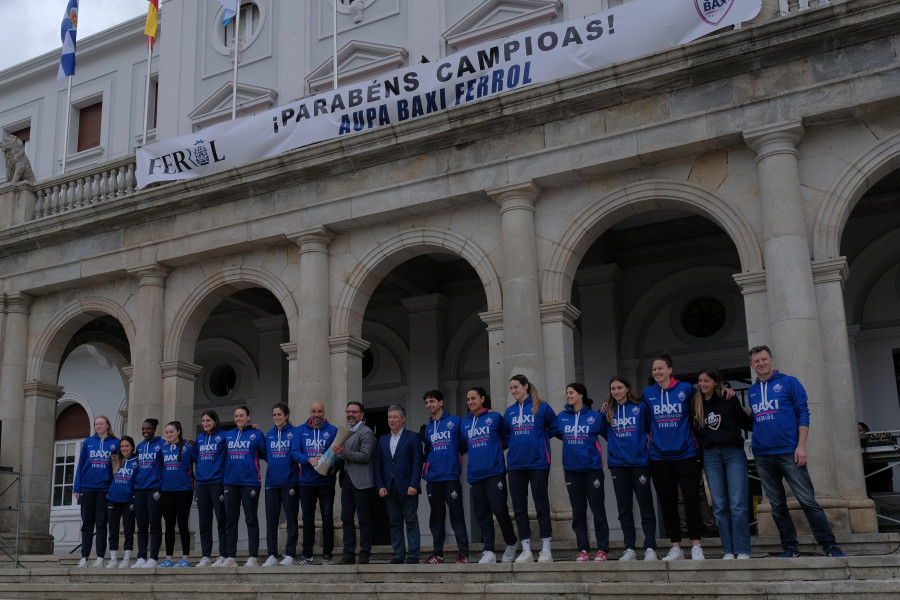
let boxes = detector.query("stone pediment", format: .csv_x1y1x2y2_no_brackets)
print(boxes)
188,82,278,129
443,0,562,50
307,41,409,93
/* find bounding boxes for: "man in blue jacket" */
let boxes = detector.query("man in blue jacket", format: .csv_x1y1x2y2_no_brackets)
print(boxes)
748,345,844,558
375,404,423,564
421,390,470,564
291,401,338,564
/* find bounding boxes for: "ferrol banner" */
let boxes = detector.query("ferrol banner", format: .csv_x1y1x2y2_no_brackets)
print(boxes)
136,0,762,188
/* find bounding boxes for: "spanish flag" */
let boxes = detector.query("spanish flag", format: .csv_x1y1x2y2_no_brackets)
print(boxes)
144,0,159,50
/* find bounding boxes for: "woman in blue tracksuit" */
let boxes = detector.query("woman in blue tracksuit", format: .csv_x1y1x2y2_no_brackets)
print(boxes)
643,351,732,561
461,387,518,564
262,403,300,566
556,383,609,562
74,415,118,568
222,405,267,567
133,418,164,568
600,375,657,561
501,373,558,563
160,421,197,568
106,435,137,568
194,409,227,567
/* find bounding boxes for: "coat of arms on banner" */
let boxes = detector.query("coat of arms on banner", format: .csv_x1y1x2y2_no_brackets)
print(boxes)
695,0,735,25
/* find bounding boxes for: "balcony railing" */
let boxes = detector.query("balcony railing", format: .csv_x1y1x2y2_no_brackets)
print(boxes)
32,155,137,220
779,0,832,14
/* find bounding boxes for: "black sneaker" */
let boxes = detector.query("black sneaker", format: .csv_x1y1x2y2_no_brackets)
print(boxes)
389,557,403,564
359,553,370,564
338,554,355,565
404,557,419,564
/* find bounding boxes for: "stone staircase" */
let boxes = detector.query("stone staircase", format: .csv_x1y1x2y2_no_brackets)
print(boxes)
1,535,899,599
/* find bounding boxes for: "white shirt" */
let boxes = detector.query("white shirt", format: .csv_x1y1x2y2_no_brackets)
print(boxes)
390,430,403,457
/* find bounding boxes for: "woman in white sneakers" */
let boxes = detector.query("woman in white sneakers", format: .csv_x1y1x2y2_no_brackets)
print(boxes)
106,436,138,568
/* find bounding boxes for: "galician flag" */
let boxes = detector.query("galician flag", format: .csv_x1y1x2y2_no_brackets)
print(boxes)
57,0,79,86
219,0,239,26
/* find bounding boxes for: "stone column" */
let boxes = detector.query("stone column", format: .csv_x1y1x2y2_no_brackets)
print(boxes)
290,227,335,419
539,300,580,540
733,270,769,380
126,264,169,441
159,360,203,432
401,293,447,427
744,122,844,531
329,335,370,408
19,381,64,554
620,359,641,390
846,326,863,417
478,310,506,406
487,181,546,394
813,258,876,532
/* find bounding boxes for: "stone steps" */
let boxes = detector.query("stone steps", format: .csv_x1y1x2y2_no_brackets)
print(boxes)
1,556,899,599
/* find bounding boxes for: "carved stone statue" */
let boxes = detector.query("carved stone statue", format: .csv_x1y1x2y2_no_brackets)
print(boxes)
1,135,35,185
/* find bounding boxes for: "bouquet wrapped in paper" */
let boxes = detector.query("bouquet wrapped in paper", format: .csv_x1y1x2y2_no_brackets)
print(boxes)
314,426,354,476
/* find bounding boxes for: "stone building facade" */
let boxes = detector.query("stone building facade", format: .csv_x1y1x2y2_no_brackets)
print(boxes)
1,0,899,554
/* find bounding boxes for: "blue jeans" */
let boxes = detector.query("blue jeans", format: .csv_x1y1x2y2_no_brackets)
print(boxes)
755,453,838,553
703,446,751,555
384,482,420,561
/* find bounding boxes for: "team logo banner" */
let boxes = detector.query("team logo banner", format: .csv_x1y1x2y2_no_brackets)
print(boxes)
136,0,761,188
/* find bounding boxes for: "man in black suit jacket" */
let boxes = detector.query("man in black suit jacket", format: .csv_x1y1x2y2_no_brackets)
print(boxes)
375,404,423,564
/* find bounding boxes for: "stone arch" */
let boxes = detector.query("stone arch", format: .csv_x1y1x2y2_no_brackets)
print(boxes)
332,227,502,337
164,265,299,364
442,308,489,381
813,131,900,260
541,180,763,304
27,297,136,384
619,265,744,360
844,228,900,326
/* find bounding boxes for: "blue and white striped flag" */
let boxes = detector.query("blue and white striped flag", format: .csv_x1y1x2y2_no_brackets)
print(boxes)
219,0,239,26
57,0,79,86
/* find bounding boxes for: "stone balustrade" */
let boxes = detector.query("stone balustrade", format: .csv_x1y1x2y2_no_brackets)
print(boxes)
31,155,137,220
780,0,832,14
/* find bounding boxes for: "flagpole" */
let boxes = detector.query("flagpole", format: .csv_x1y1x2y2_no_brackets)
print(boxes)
332,0,338,90
61,76,73,174
231,3,240,119
142,37,152,145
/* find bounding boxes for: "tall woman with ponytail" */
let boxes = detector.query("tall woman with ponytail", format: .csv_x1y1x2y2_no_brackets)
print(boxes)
501,374,558,563
556,383,609,562
160,421,197,567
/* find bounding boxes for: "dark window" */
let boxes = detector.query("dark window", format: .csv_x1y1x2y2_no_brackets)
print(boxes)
682,296,727,338
76,101,102,152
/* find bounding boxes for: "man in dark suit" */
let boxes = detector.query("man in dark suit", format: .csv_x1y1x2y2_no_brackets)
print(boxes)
332,401,376,565
375,404,423,564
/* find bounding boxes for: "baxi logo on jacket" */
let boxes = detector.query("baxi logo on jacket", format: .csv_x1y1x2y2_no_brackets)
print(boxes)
695,0,734,25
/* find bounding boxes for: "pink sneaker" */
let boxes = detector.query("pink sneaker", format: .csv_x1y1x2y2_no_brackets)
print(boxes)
575,550,591,562
594,550,608,562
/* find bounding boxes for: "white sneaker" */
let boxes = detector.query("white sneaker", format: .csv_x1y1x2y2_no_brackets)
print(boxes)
77,557,88,568
222,558,238,567
737,553,751,560
142,558,159,568
478,550,497,564
514,549,534,563
118,558,131,569
691,546,705,560
211,556,227,567
619,548,637,561
92,558,104,568
537,549,553,563
244,557,259,567
662,547,684,561
262,555,279,567
196,557,212,567
131,558,146,568
722,553,735,560
644,548,658,561
106,559,119,569
279,556,295,566
501,544,518,563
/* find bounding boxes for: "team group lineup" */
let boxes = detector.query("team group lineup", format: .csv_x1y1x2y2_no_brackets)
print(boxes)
72,344,845,569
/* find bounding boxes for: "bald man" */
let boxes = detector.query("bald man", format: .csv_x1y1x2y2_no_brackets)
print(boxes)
291,402,338,564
